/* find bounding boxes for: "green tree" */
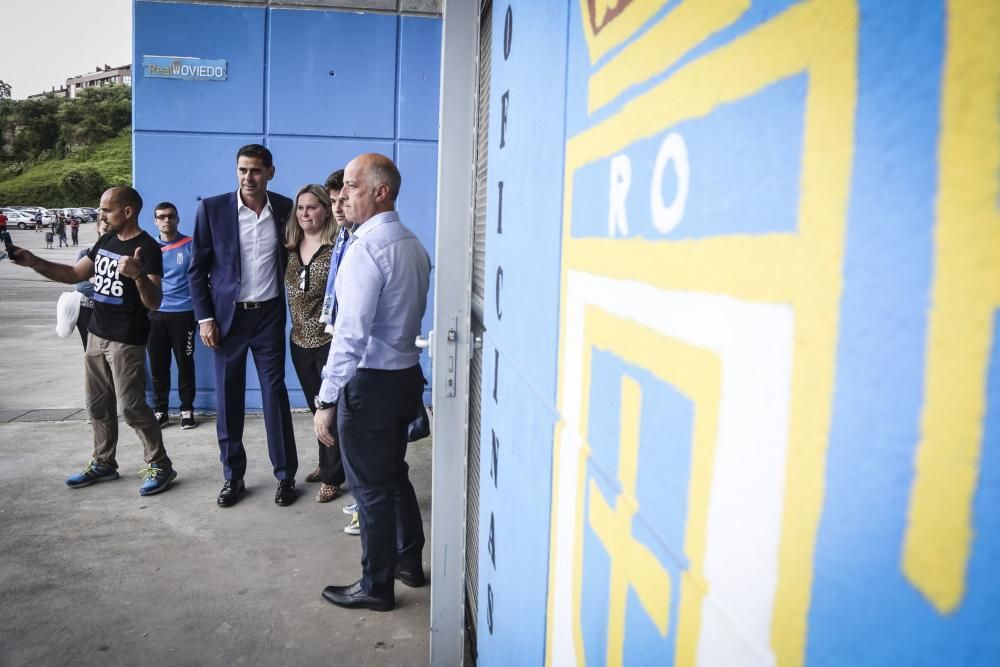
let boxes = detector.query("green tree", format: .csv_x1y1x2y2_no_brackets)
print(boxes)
60,166,106,204
59,85,131,150
0,83,131,162
9,96,63,159
0,79,11,99
0,98,13,159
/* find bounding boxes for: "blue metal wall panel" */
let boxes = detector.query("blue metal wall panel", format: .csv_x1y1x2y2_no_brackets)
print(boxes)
267,9,398,138
133,2,265,134
133,132,263,229
398,16,442,141
266,136,396,199
396,140,439,394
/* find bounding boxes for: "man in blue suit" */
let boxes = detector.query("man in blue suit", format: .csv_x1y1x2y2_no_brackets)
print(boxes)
188,144,298,507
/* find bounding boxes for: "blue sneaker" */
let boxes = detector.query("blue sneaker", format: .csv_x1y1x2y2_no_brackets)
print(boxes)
138,464,177,496
66,460,119,488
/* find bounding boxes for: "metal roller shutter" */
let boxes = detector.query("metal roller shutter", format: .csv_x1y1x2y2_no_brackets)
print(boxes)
465,0,491,659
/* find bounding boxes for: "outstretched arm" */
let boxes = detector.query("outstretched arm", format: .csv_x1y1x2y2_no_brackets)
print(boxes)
12,248,93,284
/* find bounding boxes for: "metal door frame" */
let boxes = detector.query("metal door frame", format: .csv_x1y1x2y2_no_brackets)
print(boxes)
429,0,481,664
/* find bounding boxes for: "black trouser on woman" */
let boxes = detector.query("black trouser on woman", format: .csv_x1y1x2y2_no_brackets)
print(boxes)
290,340,345,487
147,310,197,412
337,364,425,595
76,304,93,348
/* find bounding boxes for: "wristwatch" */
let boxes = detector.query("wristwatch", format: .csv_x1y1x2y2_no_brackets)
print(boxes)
315,396,336,410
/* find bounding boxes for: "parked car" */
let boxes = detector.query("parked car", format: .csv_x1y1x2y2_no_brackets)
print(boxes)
0,208,39,229
80,207,99,221
68,207,96,222
51,208,83,223
19,207,56,224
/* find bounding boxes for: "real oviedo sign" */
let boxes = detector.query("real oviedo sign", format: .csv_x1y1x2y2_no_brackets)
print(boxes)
142,56,228,82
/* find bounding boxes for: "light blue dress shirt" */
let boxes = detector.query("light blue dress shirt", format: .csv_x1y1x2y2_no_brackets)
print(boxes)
318,210,430,404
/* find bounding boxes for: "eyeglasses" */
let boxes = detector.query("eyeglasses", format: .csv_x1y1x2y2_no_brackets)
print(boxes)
298,265,309,292
155,213,178,221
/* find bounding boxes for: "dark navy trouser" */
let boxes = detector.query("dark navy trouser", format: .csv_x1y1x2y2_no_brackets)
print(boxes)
337,364,425,595
213,298,297,481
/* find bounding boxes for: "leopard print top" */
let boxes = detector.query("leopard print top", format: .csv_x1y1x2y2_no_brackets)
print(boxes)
285,244,333,349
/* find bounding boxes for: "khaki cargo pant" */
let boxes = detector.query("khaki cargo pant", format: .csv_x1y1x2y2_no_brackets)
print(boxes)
85,333,171,470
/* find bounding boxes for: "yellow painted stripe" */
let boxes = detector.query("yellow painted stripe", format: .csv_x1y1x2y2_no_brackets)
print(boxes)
578,0,665,64
902,0,1000,614
588,0,749,113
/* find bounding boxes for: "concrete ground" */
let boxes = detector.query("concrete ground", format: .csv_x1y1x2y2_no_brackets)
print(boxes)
0,225,432,666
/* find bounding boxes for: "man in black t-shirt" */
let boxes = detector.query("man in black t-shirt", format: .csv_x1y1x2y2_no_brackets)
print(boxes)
10,187,177,496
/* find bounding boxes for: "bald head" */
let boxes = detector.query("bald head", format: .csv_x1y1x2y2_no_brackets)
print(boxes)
357,154,401,201
99,186,143,234
342,153,402,225
109,186,143,218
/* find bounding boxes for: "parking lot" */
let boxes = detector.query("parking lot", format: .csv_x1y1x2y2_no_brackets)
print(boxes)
1,206,98,230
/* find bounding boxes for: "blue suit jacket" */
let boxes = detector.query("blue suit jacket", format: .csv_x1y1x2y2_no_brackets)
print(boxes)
187,190,293,339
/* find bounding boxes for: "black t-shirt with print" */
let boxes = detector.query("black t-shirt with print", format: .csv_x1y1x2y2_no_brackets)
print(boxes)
86,231,164,345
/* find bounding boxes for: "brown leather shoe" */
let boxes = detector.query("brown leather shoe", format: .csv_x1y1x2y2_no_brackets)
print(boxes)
304,467,323,483
316,483,339,503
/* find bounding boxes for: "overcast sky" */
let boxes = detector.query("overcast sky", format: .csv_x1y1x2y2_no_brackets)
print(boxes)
1,0,132,99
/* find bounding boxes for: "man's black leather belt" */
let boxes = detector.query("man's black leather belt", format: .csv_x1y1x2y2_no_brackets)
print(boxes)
236,297,278,310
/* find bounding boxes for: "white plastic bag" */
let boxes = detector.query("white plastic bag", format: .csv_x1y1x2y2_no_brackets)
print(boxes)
55,291,83,338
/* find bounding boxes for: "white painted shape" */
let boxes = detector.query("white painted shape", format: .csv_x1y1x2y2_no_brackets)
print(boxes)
697,598,775,667
549,289,588,667
651,132,690,234
549,271,794,666
608,153,632,237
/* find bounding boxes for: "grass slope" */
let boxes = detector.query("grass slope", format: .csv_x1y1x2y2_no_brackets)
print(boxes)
0,134,131,208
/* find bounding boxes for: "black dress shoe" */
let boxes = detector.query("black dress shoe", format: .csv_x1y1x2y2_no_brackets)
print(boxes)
394,561,426,588
275,479,296,506
322,580,394,612
217,479,245,507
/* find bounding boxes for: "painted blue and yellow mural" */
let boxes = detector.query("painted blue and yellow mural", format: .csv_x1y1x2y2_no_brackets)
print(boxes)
478,0,999,664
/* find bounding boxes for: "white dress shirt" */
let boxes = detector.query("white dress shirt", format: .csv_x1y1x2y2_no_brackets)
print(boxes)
236,190,280,302
318,210,430,404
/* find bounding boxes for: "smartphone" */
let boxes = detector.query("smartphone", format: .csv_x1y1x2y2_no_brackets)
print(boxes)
1,231,15,256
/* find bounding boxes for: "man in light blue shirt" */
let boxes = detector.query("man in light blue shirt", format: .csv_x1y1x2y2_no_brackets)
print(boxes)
147,202,197,430
314,153,430,612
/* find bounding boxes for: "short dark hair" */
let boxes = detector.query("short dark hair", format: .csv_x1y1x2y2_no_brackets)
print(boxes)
112,186,143,216
237,143,273,168
154,201,177,214
324,169,344,192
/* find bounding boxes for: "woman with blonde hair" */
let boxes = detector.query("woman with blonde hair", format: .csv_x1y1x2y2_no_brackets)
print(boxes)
284,184,345,503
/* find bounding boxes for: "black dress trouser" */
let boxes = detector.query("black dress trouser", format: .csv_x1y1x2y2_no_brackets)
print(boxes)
289,340,345,486
76,305,93,349
147,310,197,412
337,364,425,595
